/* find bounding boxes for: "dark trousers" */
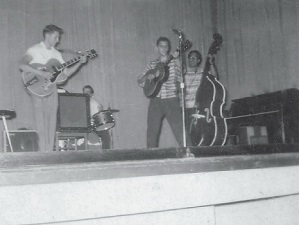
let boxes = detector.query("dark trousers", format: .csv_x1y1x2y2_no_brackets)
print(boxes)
147,97,191,147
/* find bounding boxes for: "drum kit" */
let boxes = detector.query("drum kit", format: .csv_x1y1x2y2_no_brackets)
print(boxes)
92,107,119,131
88,107,119,150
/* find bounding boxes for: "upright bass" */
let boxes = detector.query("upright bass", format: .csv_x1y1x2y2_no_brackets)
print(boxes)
189,33,227,146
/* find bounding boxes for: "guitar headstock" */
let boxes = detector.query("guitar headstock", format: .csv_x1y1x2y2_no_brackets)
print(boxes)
86,49,98,58
181,39,192,53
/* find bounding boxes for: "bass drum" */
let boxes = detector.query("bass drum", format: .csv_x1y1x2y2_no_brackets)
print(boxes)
92,110,115,131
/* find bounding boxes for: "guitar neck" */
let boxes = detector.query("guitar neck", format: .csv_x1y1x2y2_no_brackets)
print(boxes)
163,54,175,66
203,56,212,74
55,55,84,71
167,55,174,64
163,41,191,66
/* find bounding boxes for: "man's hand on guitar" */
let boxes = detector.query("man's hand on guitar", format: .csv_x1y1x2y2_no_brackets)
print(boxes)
147,74,156,81
38,70,53,80
79,55,88,64
147,68,162,81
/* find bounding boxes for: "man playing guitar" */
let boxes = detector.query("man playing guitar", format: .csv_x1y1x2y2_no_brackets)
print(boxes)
137,36,191,147
19,24,87,151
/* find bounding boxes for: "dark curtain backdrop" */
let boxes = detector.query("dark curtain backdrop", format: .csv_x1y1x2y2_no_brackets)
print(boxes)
0,0,298,150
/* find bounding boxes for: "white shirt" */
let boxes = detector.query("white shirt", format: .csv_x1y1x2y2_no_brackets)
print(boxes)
90,97,103,117
26,41,64,65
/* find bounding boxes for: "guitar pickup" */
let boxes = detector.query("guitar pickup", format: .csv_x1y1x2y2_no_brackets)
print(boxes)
25,76,39,87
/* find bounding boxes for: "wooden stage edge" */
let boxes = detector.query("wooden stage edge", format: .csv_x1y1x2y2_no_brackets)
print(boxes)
0,144,299,186
1,143,299,167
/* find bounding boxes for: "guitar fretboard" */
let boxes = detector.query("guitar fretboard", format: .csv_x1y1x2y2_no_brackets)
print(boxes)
54,49,97,71
164,55,174,66
56,56,82,71
163,40,191,66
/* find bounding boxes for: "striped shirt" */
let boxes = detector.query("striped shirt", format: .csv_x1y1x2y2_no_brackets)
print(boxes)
138,58,181,99
184,67,203,108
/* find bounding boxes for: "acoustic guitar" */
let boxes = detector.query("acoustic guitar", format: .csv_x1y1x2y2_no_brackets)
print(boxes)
22,49,97,97
143,40,192,98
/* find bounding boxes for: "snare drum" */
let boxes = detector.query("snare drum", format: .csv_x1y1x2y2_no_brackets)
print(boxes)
92,110,115,131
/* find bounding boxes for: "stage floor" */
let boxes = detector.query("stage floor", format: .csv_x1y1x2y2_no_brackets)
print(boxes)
1,144,299,186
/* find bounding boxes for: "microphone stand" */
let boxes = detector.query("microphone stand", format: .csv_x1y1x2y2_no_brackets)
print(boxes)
177,32,187,147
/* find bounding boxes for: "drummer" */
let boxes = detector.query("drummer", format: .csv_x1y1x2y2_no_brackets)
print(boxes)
83,85,111,149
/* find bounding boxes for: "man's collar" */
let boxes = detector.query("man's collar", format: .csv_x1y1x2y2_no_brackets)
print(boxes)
41,41,53,50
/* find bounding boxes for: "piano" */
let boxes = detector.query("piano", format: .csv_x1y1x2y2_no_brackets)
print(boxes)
228,88,299,144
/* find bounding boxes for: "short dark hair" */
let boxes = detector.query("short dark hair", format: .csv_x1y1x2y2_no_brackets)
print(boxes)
43,25,63,38
188,50,202,61
156,37,171,47
83,85,94,94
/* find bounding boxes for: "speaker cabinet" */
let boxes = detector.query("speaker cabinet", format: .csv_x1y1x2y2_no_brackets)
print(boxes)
57,93,91,131
3,130,38,152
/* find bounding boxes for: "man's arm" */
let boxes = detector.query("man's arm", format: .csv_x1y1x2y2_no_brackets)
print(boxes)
55,55,88,84
19,54,52,78
63,55,87,78
137,63,154,87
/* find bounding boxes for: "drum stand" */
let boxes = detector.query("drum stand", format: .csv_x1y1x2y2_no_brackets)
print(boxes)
2,116,13,152
0,110,16,152
110,129,114,149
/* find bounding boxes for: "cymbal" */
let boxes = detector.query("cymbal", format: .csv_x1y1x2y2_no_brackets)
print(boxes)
105,108,120,113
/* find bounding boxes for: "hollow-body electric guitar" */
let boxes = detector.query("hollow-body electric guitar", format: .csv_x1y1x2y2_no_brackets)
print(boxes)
22,49,97,97
143,40,192,98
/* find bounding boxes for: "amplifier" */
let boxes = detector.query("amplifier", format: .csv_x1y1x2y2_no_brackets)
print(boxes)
57,93,91,132
3,130,38,152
